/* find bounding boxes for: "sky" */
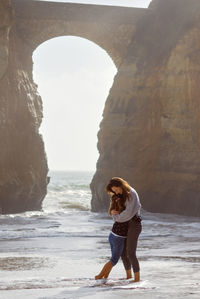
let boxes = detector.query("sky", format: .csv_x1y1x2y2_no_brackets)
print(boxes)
39,0,151,8
33,0,151,171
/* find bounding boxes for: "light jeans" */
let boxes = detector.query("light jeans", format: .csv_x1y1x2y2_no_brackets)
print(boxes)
108,232,125,266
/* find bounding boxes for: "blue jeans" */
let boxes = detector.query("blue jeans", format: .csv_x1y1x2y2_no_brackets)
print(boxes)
108,232,125,266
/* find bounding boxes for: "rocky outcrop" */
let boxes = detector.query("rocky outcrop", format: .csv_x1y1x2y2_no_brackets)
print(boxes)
12,0,145,69
0,0,13,80
1,0,200,217
91,0,200,217
0,0,48,214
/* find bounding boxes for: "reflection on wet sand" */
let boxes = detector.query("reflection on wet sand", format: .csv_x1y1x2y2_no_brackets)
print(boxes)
0,256,51,271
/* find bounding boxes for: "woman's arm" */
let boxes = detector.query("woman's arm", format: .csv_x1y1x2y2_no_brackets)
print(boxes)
112,188,141,223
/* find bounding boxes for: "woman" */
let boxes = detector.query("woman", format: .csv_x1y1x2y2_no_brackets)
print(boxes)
95,194,130,280
106,177,142,282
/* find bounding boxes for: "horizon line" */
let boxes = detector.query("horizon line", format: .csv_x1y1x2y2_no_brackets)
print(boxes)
48,169,95,172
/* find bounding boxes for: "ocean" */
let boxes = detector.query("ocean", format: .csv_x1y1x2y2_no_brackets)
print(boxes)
0,171,199,299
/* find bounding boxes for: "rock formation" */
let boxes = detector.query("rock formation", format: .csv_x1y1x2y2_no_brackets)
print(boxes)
0,0,48,214
0,0,13,80
0,0,145,214
1,0,200,217
91,0,200,217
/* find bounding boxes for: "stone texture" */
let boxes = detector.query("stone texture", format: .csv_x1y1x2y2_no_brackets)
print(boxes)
1,0,145,215
12,0,146,68
1,0,200,217
0,0,48,214
0,0,13,80
91,0,200,217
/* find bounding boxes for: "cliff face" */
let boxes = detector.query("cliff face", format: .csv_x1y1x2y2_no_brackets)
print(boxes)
0,0,48,214
91,0,200,217
1,0,200,216
0,0,12,80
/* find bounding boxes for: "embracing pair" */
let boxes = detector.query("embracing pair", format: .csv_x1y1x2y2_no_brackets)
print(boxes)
95,177,142,282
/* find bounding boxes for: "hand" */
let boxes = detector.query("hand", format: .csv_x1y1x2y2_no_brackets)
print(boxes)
111,209,119,215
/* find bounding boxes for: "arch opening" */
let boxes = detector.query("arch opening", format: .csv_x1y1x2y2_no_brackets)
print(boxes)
33,36,117,172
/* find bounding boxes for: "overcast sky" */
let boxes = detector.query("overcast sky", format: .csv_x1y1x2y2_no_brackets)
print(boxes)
33,0,151,171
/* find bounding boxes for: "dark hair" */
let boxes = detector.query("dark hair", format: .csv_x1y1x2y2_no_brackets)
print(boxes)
108,193,126,216
106,177,131,201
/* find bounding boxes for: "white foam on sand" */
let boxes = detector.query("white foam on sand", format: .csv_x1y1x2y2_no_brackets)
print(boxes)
0,172,200,299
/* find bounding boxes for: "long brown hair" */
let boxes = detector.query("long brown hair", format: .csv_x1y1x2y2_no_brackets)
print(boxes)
106,177,131,201
108,194,126,216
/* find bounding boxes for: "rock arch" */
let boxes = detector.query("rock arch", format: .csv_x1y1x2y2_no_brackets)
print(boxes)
13,0,146,69
0,0,146,214
1,0,200,216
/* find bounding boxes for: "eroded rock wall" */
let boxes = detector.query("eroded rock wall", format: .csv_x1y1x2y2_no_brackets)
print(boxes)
1,0,200,217
0,0,48,214
91,0,200,217
0,0,13,79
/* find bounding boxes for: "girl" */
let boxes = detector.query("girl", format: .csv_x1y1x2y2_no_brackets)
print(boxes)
106,177,142,282
95,193,130,280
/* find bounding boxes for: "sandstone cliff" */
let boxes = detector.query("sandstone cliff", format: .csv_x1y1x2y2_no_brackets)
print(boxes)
1,0,200,217
91,0,200,217
0,0,13,80
0,0,48,214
